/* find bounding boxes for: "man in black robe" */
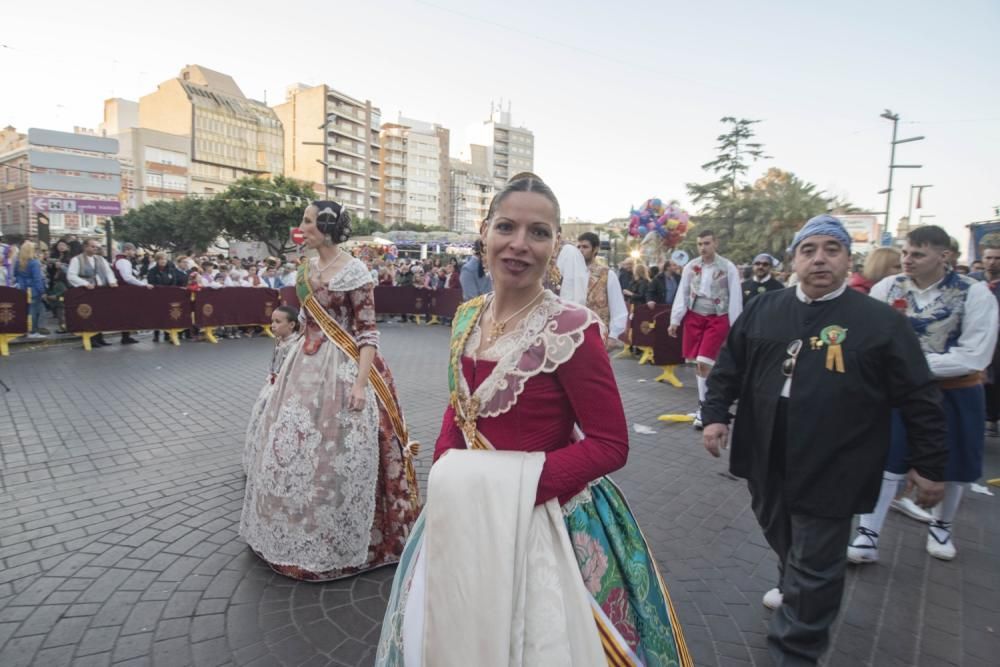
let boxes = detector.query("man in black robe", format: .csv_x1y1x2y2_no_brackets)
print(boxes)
701,214,947,665
741,253,785,305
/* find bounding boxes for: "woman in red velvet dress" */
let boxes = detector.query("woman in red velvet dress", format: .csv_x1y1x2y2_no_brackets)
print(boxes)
377,177,691,666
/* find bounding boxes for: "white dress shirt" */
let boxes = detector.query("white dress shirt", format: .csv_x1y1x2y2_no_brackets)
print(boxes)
556,243,589,306
68,254,118,288
114,257,147,286
670,256,744,327
605,270,628,339
870,274,998,379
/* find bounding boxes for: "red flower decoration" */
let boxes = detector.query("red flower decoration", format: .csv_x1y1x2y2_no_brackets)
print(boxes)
891,298,908,311
714,298,721,304
693,265,702,275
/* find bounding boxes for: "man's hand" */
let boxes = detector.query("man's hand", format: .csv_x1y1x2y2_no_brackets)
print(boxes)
668,324,678,338
646,301,656,310
146,284,155,290
84,283,95,290
702,423,729,458
905,469,945,509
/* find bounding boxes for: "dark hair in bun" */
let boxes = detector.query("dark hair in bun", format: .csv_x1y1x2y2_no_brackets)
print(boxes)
485,173,560,229
311,200,352,244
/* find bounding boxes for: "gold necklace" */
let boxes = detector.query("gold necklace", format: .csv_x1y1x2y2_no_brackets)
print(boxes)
487,290,544,344
315,249,343,273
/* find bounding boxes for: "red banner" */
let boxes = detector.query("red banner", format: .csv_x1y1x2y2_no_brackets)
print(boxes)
66,286,192,333
280,286,299,309
630,304,666,347
0,287,28,335
193,288,280,328
653,307,684,365
427,289,463,317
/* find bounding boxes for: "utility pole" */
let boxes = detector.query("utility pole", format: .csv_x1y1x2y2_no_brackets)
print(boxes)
878,110,924,240
906,184,933,231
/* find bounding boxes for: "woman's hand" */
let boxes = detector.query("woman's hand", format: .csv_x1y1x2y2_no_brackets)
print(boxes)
348,382,367,411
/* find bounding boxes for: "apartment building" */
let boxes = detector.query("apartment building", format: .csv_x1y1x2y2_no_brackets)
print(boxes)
274,83,382,220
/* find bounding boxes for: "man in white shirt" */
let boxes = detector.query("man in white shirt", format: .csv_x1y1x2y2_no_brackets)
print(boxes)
67,239,118,347
112,243,154,344
554,242,588,305
576,232,628,343
668,229,743,428
849,225,998,563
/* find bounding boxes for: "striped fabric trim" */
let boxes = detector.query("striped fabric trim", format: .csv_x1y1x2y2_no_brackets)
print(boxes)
300,289,420,507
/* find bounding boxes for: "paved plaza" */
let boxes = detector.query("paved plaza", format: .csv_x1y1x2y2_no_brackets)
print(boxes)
1,325,998,666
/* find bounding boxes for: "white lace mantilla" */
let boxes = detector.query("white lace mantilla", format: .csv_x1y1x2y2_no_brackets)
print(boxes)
460,291,602,420
322,257,374,292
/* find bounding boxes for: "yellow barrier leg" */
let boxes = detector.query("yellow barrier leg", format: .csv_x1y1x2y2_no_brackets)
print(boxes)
413,315,424,325
80,332,97,351
427,315,441,326
0,334,18,357
202,327,219,344
262,325,275,338
165,329,183,346
637,346,655,365
654,365,684,388
657,413,695,424
614,346,636,359
988,478,1000,487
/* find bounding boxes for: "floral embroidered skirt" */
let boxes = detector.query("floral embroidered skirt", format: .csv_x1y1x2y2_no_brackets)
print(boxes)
240,339,420,581
376,477,691,666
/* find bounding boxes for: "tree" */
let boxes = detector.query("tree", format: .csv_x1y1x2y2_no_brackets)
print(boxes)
684,117,771,258
352,217,387,237
689,117,770,202
209,176,317,257
113,198,223,255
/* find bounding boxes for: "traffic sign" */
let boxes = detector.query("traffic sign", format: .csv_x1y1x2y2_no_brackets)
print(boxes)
291,227,306,245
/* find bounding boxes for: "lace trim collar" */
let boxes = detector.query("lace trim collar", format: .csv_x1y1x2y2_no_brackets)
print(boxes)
459,291,601,419
312,257,373,292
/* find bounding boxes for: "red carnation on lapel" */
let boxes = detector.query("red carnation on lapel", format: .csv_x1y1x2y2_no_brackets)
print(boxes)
891,298,908,311
693,265,702,275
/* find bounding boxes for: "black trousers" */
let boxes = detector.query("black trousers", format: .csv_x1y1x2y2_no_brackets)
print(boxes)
749,400,853,666
984,379,1000,422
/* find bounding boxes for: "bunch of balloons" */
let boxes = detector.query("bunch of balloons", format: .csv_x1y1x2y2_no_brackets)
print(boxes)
627,198,692,249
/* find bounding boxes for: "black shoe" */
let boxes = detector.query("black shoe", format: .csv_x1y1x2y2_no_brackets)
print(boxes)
153,332,161,343
121,336,140,345
94,338,112,347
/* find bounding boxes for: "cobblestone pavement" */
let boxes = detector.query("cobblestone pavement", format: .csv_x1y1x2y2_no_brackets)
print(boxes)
1,324,998,666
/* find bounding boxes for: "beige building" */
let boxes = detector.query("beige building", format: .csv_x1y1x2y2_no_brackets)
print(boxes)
274,83,382,220
96,99,190,210
471,104,535,189
448,158,494,232
379,118,450,228
139,65,282,194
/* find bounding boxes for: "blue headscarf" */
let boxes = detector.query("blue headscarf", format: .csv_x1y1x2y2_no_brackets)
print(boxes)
788,214,851,255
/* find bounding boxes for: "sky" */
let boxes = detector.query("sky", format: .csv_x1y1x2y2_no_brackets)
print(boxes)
3,0,998,245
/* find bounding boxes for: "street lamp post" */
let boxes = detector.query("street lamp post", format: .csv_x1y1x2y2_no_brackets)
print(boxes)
906,184,933,231
878,109,925,239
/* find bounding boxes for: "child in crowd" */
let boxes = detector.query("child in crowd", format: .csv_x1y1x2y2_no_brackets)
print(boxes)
243,305,301,474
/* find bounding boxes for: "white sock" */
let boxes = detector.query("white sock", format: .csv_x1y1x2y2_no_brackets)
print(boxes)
857,471,905,537
696,375,707,404
933,482,964,525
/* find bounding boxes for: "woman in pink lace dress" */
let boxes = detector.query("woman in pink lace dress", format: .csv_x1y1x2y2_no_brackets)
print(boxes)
240,200,421,581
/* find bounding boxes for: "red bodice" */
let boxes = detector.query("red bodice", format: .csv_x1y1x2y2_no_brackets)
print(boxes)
434,324,629,505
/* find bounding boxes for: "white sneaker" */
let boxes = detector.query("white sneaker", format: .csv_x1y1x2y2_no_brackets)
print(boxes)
847,526,879,564
762,588,783,610
891,496,933,523
692,410,704,431
927,521,957,560
26,332,46,339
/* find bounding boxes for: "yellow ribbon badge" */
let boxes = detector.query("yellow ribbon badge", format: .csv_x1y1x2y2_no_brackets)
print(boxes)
817,325,847,373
